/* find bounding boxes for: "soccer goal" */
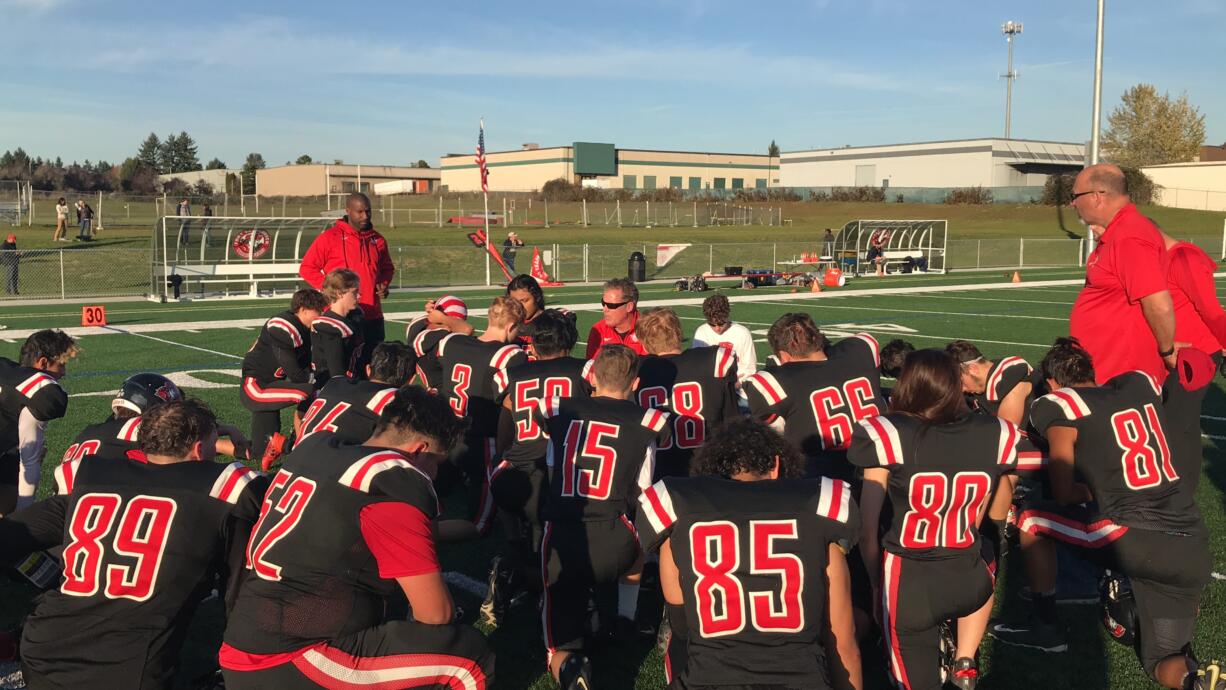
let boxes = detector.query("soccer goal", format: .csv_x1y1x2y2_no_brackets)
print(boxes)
0,181,31,226
150,215,333,301
833,219,948,276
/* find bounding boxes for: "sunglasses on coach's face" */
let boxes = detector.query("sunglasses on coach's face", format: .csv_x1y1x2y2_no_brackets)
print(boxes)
601,299,631,309
1068,189,1105,203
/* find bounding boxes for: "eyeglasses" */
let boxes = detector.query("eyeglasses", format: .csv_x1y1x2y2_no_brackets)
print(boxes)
1068,190,1105,203
601,299,631,309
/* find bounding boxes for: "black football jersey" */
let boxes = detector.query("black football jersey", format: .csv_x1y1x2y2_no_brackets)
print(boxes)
541,396,671,522
849,413,1019,560
437,334,527,439
223,435,440,655
969,356,1034,421
311,307,364,386
407,316,449,391
636,476,858,688
62,415,143,463
0,357,69,455
743,334,885,477
635,345,740,476
1030,371,1199,531
10,455,264,689
495,356,593,465
241,311,312,384
298,378,398,445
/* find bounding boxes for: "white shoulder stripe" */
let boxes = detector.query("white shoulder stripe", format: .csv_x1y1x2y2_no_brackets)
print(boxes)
267,317,303,347
209,462,257,504
850,333,880,367
639,480,678,534
817,477,852,523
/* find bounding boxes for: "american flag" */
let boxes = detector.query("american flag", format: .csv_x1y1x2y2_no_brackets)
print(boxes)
475,120,489,193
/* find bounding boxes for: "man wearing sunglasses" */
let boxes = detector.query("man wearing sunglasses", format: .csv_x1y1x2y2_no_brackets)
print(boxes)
1068,163,1177,385
586,277,648,359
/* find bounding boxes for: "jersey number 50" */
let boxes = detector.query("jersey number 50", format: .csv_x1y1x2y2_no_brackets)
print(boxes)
689,519,804,638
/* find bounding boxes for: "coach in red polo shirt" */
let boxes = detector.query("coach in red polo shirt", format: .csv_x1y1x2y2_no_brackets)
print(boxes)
1069,164,1177,384
586,277,647,359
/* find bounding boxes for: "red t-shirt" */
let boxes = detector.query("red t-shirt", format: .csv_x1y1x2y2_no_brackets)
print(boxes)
585,311,647,359
1168,241,1226,354
1069,204,1170,383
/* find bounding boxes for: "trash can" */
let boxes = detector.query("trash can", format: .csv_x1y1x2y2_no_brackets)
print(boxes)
628,251,646,282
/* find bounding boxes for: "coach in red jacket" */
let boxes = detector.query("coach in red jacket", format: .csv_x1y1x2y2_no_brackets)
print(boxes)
299,193,394,368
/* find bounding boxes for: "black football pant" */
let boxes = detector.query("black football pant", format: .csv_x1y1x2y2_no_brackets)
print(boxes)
540,517,640,664
880,551,994,690
1018,502,1210,678
222,620,494,690
239,377,315,457
451,435,498,536
489,458,547,587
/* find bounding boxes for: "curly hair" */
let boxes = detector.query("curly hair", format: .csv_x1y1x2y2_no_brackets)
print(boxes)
766,313,828,358
702,293,731,328
290,288,330,313
1040,337,1096,388
693,418,804,479
368,342,413,387
879,339,915,379
20,329,79,367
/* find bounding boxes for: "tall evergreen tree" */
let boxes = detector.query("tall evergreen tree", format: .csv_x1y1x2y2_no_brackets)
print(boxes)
137,133,162,172
240,153,266,194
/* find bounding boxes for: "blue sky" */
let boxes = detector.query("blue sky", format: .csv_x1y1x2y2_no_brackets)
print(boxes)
0,0,1221,167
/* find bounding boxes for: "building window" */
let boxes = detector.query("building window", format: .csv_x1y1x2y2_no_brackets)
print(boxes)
360,182,370,193
624,175,637,189
731,178,744,190
688,177,701,190
714,177,726,190
755,178,767,189
669,176,683,189
342,181,356,192
643,175,656,190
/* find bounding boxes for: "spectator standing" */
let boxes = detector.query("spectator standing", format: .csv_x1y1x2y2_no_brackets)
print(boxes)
177,198,192,246
821,227,835,258
690,293,757,383
502,231,524,272
1068,164,1176,384
2,234,18,295
52,197,68,242
585,277,646,359
76,200,94,241
298,192,394,370
202,203,214,246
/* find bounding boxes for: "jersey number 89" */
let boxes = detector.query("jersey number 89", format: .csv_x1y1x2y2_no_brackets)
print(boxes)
62,493,177,602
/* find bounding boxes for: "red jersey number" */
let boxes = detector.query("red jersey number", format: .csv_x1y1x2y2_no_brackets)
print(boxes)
898,472,992,550
1112,404,1178,490
514,377,574,441
449,364,472,416
62,439,102,462
61,493,177,602
809,377,879,451
690,519,803,638
638,382,706,450
299,399,351,441
246,470,318,581
560,420,619,499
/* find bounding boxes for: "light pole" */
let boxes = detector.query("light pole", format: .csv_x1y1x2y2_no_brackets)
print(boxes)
1087,0,1106,254
1001,21,1023,139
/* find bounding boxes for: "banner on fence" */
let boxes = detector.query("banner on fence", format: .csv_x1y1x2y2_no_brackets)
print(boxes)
656,244,691,267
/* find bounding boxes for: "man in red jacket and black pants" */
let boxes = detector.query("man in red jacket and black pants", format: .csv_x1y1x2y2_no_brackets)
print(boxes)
299,193,395,369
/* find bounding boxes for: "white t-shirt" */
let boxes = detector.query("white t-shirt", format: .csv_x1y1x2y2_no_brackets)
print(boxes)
691,321,757,382
56,203,68,219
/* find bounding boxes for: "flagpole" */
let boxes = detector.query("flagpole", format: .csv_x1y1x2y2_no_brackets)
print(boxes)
480,118,491,286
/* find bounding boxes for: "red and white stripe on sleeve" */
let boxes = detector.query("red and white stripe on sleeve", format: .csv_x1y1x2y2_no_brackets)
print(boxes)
858,415,904,465
266,317,304,348
1044,389,1090,420
209,462,258,504
55,458,82,495
366,388,398,416
816,477,852,523
639,480,678,534
745,371,787,405
713,342,736,378
986,357,1030,402
996,418,1020,466
849,332,880,368
17,372,57,398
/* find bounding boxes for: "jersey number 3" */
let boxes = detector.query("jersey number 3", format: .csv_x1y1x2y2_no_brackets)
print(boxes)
62,493,177,602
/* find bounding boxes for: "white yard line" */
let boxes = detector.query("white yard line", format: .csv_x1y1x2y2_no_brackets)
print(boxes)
748,300,1069,322
101,326,244,360
893,293,1076,306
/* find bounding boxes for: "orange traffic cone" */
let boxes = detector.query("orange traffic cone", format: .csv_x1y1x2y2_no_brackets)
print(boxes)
810,277,822,293
1011,271,1021,283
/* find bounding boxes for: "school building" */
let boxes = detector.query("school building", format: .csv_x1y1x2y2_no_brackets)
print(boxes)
439,142,778,192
